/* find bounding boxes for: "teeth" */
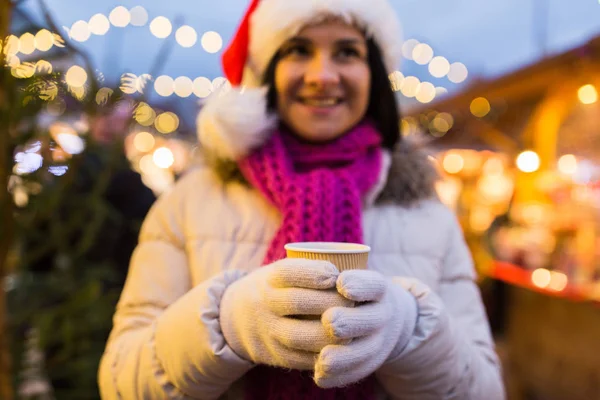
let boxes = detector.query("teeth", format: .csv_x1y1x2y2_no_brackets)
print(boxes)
302,98,338,106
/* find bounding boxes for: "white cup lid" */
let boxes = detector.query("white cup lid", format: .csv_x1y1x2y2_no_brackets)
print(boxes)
284,242,371,254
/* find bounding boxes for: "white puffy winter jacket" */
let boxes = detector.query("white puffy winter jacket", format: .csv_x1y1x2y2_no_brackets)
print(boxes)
98,148,505,400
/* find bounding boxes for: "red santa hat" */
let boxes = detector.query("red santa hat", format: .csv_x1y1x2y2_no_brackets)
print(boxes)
198,0,403,160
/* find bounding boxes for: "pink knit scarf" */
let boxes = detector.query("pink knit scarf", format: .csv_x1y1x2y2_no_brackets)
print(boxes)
238,120,383,400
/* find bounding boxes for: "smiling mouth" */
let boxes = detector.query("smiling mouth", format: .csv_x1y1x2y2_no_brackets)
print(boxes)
297,97,343,107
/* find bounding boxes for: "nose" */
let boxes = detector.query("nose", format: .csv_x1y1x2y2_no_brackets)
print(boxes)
304,54,340,87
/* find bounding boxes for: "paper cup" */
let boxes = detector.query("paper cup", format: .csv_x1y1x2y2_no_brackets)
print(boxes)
284,242,370,271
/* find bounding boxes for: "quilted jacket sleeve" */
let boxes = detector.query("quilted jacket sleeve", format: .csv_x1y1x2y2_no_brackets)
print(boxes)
376,208,505,400
98,173,253,399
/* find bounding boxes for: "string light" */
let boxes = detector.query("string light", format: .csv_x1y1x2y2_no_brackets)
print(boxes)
516,151,540,173
201,31,223,53
176,26,198,48
150,16,172,38
129,6,149,27
89,14,110,35
109,6,131,28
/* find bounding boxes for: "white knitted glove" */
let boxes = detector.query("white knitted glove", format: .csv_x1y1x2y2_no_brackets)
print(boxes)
315,270,418,388
220,258,353,370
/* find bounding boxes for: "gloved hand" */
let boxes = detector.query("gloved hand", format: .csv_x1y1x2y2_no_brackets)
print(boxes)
315,269,418,388
219,258,353,370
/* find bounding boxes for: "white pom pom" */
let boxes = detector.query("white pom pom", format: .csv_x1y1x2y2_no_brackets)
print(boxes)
196,86,276,160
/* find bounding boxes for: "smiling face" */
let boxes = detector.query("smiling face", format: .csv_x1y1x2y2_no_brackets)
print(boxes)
273,20,371,143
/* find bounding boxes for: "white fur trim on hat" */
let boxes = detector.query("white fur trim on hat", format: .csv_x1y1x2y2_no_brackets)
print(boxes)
196,87,276,160
243,0,403,87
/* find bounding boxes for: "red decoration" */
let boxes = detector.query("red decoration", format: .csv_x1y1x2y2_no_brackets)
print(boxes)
221,0,261,86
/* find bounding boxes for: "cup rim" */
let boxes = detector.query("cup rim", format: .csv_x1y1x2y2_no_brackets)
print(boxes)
284,242,371,254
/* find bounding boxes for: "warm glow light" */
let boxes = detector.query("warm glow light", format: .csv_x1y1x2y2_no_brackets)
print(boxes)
35,60,53,74
176,26,198,48
412,43,433,65
416,82,436,103
55,133,85,154
129,6,149,27
154,75,174,97
548,271,568,292
96,87,114,105
432,113,453,133
70,20,91,42
133,131,155,152
35,29,54,51
65,65,88,87
448,62,468,83
578,84,598,105
19,33,36,55
531,268,552,288
153,147,175,169
135,74,152,94
389,71,404,92
193,77,213,98
443,153,464,174
109,6,131,28
150,16,172,38
558,154,577,175
155,112,180,134
201,31,223,53
401,39,419,60
174,76,194,97
470,97,491,117
483,157,504,175
516,151,540,173
134,102,156,126
89,14,110,35
400,76,420,98
120,73,138,94
428,56,450,78
4,35,20,56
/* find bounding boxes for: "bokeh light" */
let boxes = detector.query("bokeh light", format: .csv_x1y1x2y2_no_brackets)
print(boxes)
176,26,198,48
516,151,540,173
448,62,469,83
129,6,149,27
19,33,36,55
428,56,450,78
578,84,598,105
402,39,419,60
416,82,436,103
133,131,155,152
193,77,213,98
109,6,131,28
89,14,110,35
400,76,420,98
389,71,404,92
155,112,180,134
201,31,223,53
153,147,175,169
443,153,465,174
412,43,434,65
470,97,491,117
65,65,88,87
150,16,172,38
70,20,91,42
35,29,54,51
558,154,577,175
154,75,174,97
134,102,156,126
174,76,194,97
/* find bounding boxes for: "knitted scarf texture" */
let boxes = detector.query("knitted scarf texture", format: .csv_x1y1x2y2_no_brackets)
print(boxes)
238,120,383,400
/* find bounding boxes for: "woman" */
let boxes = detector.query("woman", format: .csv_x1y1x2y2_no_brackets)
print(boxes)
98,0,505,398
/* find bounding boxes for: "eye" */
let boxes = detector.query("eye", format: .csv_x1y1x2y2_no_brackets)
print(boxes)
336,47,362,60
280,43,311,58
